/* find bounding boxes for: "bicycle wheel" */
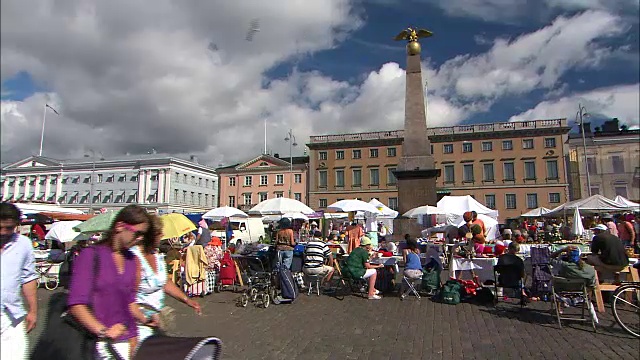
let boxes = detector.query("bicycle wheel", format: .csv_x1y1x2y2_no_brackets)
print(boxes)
611,283,640,338
261,293,270,308
239,293,249,307
249,288,258,302
44,276,59,291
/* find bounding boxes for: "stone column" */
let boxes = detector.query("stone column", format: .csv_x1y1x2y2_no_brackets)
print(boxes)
2,178,9,201
55,174,63,202
24,176,31,200
137,170,145,203
34,175,41,199
144,171,152,204
157,170,165,204
13,177,20,199
163,170,172,204
44,175,51,200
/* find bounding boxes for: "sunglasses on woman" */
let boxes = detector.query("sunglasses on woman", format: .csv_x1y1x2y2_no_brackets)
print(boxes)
121,223,147,239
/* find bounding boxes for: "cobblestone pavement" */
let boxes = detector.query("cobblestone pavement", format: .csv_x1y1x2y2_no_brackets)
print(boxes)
29,286,639,360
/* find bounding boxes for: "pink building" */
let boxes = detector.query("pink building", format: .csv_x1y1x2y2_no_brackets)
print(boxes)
217,154,309,210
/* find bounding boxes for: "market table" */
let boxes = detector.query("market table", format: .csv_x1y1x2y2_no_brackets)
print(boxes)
449,257,498,283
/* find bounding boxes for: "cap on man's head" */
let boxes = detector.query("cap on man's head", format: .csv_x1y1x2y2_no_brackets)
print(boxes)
601,213,613,220
360,236,372,246
311,221,318,227
591,224,608,231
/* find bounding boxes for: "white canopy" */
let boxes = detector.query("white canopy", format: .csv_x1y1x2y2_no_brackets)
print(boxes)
44,221,88,243
248,197,315,215
613,195,640,210
437,195,499,219
571,207,585,236
360,198,398,219
547,194,631,215
15,203,84,215
327,199,382,214
519,207,552,217
403,205,448,218
447,213,499,240
202,206,248,220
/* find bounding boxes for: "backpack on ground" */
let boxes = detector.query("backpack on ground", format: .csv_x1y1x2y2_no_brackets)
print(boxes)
421,258,441,294
218,251,236,286
439,280,462,305
278,262,299,301
375,267,395,294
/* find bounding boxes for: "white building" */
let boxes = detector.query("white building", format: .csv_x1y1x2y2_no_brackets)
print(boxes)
0,155,218,214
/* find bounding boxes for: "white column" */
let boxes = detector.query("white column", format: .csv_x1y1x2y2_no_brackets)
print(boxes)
13,177,20,199
163,170,172,203
23,177,30,200
44,175,51,200
2,178,9,201
55,174,63,202
137,170,145,203
34,175,41,199
144,171,152,204
157,170,165,204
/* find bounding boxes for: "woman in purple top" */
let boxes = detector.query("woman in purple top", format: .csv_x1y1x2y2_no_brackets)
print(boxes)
68,205,150,360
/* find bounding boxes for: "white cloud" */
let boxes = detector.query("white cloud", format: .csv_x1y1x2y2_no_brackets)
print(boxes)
509,83,640,127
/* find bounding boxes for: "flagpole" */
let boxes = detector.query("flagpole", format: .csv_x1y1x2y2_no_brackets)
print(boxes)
38,104,47,156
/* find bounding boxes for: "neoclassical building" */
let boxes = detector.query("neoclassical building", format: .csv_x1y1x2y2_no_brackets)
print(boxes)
0,154,218,214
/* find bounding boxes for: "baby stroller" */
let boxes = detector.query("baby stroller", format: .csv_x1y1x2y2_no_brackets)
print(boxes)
135,335,222,360
530,246,553,299
215,251,238,293
236,254,275,308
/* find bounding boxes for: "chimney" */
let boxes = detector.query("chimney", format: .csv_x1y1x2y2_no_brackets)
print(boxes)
601,118,620,133
580,122,592,134
190,155,199,164
274,153,280,159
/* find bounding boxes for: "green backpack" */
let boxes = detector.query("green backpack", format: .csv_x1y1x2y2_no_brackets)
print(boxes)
421,267,441,293
440,280,462,305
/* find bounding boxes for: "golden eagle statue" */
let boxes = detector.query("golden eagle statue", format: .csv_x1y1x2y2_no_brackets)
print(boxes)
394,27,432,55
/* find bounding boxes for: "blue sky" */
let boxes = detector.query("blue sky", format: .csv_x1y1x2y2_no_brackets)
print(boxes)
1,0,639,165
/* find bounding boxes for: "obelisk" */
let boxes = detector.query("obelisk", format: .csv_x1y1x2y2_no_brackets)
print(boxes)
392,27,441,239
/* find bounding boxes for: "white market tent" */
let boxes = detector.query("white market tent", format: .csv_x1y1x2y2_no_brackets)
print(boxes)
613,195,640,211
547,194,631,216
437,195,499,219
248,197,315,215
519,207,552,217
365,198,398,219
403,205,448,218
202,206,248,220
15,203,84,215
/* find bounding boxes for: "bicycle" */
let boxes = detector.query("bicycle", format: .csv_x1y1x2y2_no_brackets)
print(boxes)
611,281,640,338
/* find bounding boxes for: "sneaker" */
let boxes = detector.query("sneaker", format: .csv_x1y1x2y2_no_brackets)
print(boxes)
375,290,381,295
368,294,382,300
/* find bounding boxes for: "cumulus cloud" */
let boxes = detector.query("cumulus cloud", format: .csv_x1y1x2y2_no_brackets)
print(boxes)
0,2,636,167
509,84,640,127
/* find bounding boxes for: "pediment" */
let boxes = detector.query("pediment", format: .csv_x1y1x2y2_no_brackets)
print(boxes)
3,156,61,170
236,154,290,170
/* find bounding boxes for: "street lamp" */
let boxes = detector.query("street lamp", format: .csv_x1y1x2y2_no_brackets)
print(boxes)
576,104,591,197
284,129,297,199
84,150,104,213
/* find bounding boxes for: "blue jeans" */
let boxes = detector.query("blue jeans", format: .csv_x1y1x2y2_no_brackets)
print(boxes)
279,250,293,270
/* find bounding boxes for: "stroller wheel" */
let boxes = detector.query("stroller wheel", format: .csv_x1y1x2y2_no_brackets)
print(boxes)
270,288,281,305
214,284,220,293
240,293,249,307
262,293,270,308
249,288,258,302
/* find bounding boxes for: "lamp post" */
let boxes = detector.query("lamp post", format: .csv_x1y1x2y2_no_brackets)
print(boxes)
576,104,591,197
284,129,297,199
84,150,104,213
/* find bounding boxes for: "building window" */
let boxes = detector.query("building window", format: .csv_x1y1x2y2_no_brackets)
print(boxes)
483,163,495,182
388,197,398,211
191,192,195,204
352,150,361,159
260,175,268,186
244,176,252,186
352,169,362,186
482,142,493,152
370,168,380,186
183,174,188,183
229,196,235,207
183,191,187,203
526,193,538,209
502,140,513,151
205,194,209,206
463,164,474,182
505,194,517,209
590,186,600,195
546,160,559,179
387,168,397,185
319,199,328,208
462,143,473,153
587,157,598,174
229,177,236,186
485,194,496,209
443,144,453,154
336,150,345,160
259,192,268,202
524,161,536,180
318,171,327,187
294,193,302,202
198,193,202,206
276,174,284,184
275,192,284,198
174,189,179,202
335,170,345,187
131,174,138,182
522,139,534,149
370,149,379,158
294,174,302,183
614,185,628,198
612,155,625,173
97,174,103,183
387,147,397,157
244,193,252,205
319,151,328,160
441,165,454,183
545,138,556,148
549,193,561,203
205,179,209,188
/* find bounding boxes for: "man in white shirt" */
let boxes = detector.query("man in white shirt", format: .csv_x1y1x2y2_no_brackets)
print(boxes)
1,202,38,360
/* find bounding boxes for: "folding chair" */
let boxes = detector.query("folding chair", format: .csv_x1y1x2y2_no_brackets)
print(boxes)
551,276,597,331
493,264,526,308
399,274,422,300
